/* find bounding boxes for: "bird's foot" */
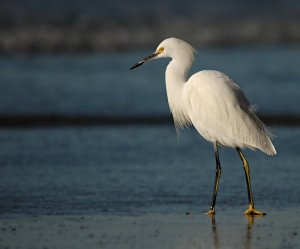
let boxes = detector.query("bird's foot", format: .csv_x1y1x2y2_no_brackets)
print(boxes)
244,204,266,216
206,207,215,217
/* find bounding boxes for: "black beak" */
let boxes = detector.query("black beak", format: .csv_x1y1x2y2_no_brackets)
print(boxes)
130,52,158,70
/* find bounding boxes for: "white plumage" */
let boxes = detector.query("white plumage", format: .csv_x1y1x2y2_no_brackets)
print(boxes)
159,38,276,155
130,37,276,215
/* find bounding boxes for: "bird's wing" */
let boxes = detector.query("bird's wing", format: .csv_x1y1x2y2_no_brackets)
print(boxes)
184,70,276,155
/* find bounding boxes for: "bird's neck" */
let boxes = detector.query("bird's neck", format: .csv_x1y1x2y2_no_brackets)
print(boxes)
165,58,192,130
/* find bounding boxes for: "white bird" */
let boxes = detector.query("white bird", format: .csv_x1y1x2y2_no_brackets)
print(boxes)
130,37,276,216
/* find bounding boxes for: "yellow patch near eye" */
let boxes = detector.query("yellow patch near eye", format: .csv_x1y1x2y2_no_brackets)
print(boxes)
157,47,164,54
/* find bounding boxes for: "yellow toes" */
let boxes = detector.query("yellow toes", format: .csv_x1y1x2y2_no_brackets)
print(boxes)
206,208,216,216
244,204,266,216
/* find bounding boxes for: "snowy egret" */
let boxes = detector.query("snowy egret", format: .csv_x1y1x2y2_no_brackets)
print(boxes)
130,37,276,215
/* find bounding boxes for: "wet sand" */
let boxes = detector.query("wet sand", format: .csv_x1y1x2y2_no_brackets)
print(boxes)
1,207,299,249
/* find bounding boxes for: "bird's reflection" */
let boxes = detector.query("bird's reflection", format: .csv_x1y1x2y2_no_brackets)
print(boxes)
208,214,261,249
210,215,219,249
244,215,258,249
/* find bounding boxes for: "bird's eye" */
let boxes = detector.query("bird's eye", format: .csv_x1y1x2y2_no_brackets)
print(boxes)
157,47,164,54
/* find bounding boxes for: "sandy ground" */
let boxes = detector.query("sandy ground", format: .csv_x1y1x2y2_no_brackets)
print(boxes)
0,207,299,249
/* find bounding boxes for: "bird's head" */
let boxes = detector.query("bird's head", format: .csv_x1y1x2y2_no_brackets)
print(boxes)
130,37,195,70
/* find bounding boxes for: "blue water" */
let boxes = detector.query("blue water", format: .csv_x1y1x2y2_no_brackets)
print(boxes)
0,47,299,116
0,126,299,215
0,47,300,216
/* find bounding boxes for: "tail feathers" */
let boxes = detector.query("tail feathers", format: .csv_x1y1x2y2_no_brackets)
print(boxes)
260,137,277,156
247,106,277,156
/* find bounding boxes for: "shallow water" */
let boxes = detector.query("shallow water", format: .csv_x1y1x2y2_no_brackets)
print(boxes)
0,125,299,248
0,125,299,216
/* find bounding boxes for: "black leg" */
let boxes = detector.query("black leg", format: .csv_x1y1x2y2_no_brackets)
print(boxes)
208,142,222,215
